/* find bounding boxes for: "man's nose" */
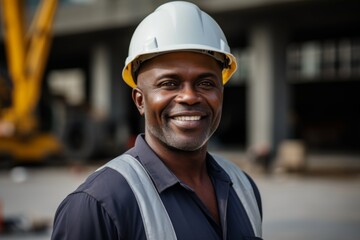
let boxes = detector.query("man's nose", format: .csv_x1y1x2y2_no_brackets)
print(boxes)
174,84,201,105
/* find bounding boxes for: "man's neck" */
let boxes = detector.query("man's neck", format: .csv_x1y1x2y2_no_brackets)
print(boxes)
144,134,220,225
145,135,209,186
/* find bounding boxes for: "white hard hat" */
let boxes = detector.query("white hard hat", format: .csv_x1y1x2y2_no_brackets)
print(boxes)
122,1,237,88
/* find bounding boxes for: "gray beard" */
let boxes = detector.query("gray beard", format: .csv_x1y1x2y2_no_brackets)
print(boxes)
145,122,212,152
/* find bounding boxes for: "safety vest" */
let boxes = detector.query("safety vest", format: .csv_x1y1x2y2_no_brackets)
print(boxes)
98,153,262,239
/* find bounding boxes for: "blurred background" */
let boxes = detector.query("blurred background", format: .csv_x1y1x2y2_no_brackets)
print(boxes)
0,0,359,239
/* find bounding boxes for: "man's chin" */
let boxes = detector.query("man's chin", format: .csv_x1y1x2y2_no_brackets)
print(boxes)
147,126,212,151
165,135,209,152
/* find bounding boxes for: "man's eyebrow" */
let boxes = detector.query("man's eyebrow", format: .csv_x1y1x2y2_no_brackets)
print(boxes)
154,72,180,80
156,71,220,79
197,72,220,79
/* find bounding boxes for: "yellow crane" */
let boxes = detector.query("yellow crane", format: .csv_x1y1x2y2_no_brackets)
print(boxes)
0,0,61,161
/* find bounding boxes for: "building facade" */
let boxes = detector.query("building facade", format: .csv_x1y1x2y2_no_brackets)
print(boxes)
1,0,359,162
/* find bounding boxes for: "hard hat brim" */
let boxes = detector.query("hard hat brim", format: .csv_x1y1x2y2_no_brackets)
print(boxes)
122,47,237,88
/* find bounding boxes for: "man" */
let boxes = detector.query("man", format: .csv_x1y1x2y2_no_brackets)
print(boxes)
52,1,263,240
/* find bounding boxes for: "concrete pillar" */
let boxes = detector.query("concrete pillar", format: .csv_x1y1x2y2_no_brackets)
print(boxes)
247,24,288,152
90,40,133,151
108,37,134,147
91,44,111,118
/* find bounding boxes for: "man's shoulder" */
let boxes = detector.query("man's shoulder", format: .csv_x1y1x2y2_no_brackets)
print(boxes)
73,164,136,204
53,161,145,239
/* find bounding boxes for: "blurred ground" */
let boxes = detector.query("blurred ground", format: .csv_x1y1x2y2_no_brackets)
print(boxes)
0,152,359,240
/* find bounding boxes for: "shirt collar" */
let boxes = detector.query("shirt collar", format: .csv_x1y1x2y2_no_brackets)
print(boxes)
126,134,179,193
206,152,232,183
126,134,232,193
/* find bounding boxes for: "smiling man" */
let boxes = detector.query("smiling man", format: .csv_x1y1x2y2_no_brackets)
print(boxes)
52,2,262,240
135,52,223,153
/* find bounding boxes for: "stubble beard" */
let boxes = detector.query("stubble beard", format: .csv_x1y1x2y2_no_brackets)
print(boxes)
145,118,217,152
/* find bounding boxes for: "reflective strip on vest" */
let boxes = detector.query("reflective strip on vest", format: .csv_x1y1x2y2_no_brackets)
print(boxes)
99,153,262,239
211,153,262,237
98,154,177,240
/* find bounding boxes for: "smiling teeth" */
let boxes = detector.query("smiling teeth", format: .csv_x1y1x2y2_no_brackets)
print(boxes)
173,116,201,121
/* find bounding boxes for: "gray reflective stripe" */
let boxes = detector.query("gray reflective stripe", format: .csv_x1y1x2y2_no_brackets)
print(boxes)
98,153,261,239
97,154,177,240
211,153,262,237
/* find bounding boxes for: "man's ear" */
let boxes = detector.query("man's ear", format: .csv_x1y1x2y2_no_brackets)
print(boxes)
132,88,145,115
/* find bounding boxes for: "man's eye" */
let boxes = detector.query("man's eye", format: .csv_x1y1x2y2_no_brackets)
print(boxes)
199,80,215,87
160,80,177,87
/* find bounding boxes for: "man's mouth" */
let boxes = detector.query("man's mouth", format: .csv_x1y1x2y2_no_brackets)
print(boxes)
173,116,201,121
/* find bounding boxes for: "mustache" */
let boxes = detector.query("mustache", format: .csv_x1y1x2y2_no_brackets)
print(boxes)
164,105,211,116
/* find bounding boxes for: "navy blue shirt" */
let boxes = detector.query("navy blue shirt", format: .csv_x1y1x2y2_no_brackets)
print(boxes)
52,135,262,240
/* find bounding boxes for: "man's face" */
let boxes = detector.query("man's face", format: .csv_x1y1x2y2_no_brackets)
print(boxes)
133,52,223,151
